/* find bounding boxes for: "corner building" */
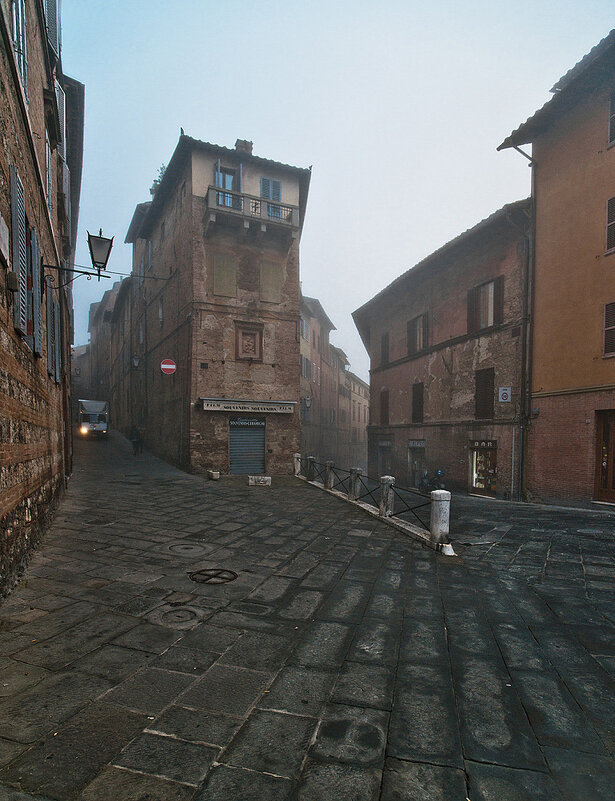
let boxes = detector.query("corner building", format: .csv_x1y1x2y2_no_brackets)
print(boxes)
499,31,615,505
122,136,310,474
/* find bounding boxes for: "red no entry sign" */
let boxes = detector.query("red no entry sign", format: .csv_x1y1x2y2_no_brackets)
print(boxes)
160,359,176,375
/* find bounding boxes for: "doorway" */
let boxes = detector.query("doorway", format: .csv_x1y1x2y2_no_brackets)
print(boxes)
595,411,615,502
229,418,265,474
408,443,426,488
470,440,497,497
377,440,392,477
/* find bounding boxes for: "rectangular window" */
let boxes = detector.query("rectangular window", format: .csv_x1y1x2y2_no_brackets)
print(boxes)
213,253,237,297
412,382,424,423
260,260,282,303
407,314,428,356
215,165,240,208
475,367,495,419
607,198,615,252
12,0,27,99
468,278,503,333
261,177,282,219
380,390,389,426
605,302,615,356
44,0,60,58
381,332,389,365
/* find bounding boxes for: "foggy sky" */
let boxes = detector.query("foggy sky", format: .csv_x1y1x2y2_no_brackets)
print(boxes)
61,0,613,381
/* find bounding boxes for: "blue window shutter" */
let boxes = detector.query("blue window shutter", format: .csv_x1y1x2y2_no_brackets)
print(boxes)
31,229,42,355
272,180,281,201
10,166,28,334
260,177,271,199
46,276,55,375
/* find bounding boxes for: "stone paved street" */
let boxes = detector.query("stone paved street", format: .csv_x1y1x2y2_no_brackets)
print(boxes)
1,433,615,800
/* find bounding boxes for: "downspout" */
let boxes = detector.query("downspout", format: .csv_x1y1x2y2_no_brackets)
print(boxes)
506,145,535,501
513,145,536,502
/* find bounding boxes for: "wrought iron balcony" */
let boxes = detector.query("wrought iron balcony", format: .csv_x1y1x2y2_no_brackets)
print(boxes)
205,186,300,233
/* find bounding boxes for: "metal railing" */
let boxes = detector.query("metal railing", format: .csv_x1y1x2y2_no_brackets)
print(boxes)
208,187,298,226
294,454,436,534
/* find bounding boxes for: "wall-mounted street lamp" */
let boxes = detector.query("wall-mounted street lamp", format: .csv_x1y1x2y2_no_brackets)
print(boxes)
132,356,142,369
87,229,114,280
301,396,312,414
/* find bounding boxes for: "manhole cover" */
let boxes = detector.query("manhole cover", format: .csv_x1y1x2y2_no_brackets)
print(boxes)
167,542,211,557
188,568,238,585
161,608,199,624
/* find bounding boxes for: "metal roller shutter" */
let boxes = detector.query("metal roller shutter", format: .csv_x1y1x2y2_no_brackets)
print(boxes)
229,418,265,475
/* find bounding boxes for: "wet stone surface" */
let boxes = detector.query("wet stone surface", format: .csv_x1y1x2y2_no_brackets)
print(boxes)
1,431,615,799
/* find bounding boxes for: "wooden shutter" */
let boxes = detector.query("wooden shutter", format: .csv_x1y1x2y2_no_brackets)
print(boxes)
10,166,28,334
422,313,429,350
412,382,424,423
605,302,615,355
260,177,270,198
213,253,237,297
44,0,60,57
55,81,66,159
46,276,55,375
271,180,281,201
475,368,494,419
467,287,477,333
607,198,615,252
494,277,504,325
12,0,27,98
31,229,42,355
54,299,61,382
380,390,389,426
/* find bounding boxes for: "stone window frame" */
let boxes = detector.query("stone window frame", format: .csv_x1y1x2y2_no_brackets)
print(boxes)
235,321,264,362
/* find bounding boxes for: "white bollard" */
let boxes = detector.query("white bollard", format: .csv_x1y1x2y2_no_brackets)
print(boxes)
430,489,452,549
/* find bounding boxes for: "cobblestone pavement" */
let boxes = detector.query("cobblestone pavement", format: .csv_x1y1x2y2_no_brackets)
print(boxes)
1,433,615,800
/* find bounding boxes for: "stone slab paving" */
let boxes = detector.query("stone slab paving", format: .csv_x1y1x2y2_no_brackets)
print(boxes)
0,434,615,799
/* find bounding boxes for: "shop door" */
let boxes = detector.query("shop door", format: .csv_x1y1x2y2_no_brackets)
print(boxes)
229,418,265,474
470,443,497,496
408,447,426,488
595,411,615,502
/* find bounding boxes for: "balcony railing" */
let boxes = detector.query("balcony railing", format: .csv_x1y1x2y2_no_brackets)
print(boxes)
206,186,299,228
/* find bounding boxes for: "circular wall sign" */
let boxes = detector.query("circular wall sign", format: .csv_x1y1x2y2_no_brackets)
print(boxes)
161,359,177,375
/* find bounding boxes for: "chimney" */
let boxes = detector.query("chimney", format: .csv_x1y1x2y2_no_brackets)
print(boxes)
235,139,253,155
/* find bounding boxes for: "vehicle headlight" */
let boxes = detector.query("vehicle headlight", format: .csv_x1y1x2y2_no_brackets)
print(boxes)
80,426,88,434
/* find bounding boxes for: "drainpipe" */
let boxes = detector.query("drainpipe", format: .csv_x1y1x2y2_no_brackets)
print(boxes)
512,145,536,502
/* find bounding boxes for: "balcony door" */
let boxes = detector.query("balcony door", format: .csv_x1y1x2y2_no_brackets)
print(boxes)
215,166,240,209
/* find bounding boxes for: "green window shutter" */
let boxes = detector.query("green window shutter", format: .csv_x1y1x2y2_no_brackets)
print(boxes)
46,276,55,375
54,299,61,382
31,229,42,355
213,253,237,297
10,165,28,334
44,0,60,58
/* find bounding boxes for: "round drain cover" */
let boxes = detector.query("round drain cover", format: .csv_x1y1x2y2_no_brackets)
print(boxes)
188,568,238,584
161,608,199,624
168,543,210,556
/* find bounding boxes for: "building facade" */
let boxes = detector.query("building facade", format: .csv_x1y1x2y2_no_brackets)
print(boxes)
96,135,311,474
353,200,530,498
299,296,368,470
499,31,615,505
0,0,83,594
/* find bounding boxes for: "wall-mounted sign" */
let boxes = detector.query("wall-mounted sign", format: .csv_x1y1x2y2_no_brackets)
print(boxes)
161,359,176,375
471,440,497,449
409,440,426,448
201,398,295,414
230,418,266,427
498,387,511,403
